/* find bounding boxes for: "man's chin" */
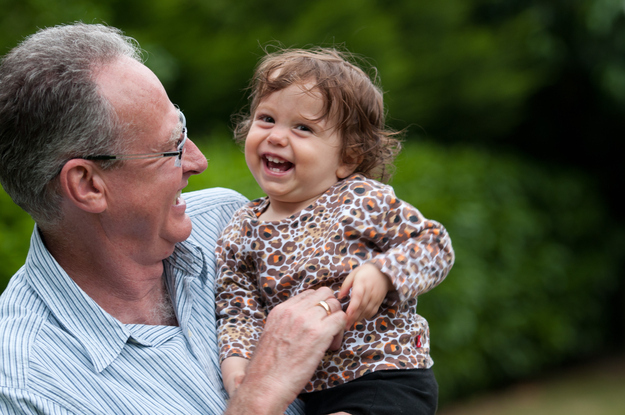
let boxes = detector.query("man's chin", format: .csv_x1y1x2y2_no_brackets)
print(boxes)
174,216,194,242
162,217,193,251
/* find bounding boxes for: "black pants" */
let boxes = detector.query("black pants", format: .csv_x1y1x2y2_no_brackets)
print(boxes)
300,369,438,415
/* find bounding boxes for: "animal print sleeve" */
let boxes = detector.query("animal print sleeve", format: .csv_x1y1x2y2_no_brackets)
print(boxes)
355,181,455,302
215,211,265,363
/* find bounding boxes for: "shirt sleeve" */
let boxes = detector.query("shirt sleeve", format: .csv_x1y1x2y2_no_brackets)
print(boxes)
214,208,266,363
354,181,455,302
285,398,306,415
0,387,78,415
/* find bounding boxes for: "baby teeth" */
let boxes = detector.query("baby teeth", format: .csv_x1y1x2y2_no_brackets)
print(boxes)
266,155,285,163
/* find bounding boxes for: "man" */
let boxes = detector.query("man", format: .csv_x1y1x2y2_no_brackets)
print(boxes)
0,23,345,414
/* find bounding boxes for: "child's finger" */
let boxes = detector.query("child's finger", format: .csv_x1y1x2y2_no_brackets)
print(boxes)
363,296,380,320
363,300,379,320
338,271,356,299
346,282,369,327
328,329,344,351
345,298,360,328
355,285,384,322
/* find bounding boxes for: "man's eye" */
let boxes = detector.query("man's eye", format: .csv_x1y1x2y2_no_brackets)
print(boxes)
175,128,187,147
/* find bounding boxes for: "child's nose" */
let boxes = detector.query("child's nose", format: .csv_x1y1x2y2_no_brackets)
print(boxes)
267,129,288,146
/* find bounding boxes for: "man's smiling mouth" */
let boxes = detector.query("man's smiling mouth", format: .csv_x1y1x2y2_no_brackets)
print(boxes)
174,190,183,205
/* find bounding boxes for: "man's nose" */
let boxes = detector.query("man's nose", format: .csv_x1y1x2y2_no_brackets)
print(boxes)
182,137,208,176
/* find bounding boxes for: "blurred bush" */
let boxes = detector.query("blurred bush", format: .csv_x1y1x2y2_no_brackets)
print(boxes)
391,141,622,403
4,0,618,146
188,136,621,403
1,0,623,406
0,188,34,291
1,135,622,403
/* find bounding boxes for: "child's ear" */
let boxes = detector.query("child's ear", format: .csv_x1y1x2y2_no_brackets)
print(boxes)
336,153,362,179
336,162,358,179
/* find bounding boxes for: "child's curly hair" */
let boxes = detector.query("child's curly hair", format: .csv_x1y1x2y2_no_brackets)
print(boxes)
233,47,402,183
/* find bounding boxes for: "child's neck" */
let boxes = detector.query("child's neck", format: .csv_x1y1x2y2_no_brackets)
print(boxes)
258,195,321,221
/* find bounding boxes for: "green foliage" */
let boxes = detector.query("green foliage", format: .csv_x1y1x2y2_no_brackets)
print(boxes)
130,0,550,142
0,0,554,142
0,0,115,50
391,142,621,402
0,188,34,292
182,137,623,403
1,0,623,404
0,136,621,402
187,137,263,198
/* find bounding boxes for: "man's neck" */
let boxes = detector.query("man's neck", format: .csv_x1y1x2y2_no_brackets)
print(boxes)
40,227,178,326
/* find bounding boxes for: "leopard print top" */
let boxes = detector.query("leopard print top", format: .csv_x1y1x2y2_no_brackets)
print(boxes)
215,174,454,393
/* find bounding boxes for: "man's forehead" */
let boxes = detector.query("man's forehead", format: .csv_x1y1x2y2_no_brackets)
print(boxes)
95,57,168,117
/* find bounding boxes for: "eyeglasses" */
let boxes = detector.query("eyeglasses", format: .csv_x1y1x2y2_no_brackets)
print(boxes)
83,111,188,168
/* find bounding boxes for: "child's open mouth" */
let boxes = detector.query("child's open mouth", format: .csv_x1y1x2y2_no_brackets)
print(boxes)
264,155,294,173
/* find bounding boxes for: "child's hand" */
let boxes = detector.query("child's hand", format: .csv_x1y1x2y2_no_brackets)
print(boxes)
338,263,394,329
221,356,249,397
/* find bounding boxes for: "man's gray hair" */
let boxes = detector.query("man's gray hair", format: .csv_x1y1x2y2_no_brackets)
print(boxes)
0,23,143,226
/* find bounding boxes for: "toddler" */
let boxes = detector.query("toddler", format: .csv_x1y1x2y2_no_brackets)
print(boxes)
215,47,454,415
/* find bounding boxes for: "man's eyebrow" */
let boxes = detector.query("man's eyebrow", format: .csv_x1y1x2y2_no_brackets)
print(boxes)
165,110,185,148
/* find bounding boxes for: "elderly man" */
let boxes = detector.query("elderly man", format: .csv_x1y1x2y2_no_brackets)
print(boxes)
0,23,345,414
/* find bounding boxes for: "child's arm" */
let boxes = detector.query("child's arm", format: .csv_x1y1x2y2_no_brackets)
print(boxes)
338,181,454,328
368,205,454,302
215,211,267,370
221,356,250,397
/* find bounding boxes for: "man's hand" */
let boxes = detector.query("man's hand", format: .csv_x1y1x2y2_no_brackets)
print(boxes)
338,263,394,329
225,287,346,415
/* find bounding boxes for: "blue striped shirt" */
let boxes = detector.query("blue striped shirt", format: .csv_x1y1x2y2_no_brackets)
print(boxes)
0,188,305,415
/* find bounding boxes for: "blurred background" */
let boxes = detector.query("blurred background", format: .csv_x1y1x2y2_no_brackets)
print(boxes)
1,0,624,412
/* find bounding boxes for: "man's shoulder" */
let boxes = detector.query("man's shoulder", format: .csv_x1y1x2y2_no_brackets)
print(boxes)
0,273,48,389
184,187,248,217
183,187,249,254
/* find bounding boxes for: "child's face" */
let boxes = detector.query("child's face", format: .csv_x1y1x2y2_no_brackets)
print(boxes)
245,82,353,216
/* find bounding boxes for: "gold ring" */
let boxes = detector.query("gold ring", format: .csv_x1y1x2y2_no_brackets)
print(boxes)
316,300,331,316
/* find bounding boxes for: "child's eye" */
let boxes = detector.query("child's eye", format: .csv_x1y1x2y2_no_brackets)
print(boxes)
295,124,312,133
257,115,275,123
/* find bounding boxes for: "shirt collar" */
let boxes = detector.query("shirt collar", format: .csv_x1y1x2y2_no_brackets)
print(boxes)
24,226,206,373
163,239,207,330
165,239,206,284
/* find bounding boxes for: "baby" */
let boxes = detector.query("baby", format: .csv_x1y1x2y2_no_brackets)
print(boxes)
215,47,454,415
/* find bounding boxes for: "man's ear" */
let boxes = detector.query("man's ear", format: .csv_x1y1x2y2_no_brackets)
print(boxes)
58,160,107,214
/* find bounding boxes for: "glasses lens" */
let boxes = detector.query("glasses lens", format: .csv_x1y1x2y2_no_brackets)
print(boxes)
174,131,185,167
174,111,187,167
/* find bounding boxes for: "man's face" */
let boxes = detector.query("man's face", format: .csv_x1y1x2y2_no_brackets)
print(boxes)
94,57,207,264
